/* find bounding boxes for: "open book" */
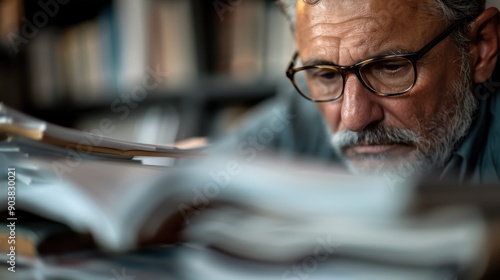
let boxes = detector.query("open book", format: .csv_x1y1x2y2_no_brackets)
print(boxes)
1,150,499,278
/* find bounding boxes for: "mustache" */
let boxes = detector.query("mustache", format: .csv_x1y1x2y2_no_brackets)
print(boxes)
331,126,421,150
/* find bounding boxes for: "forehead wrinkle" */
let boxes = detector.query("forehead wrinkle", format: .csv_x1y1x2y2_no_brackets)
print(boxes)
301,17,381,39
296,1,433,65
307,35,341,49
305,31,383,65
299,17,386,63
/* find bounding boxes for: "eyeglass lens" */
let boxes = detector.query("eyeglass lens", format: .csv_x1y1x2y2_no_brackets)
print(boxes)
293,57,415,101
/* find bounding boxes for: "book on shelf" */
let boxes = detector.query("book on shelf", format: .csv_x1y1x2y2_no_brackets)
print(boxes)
264,1,295,79
228,0,266,80
27,8,120,106
28,29,60,108
0,0,22,46
114,0,148,92
149,0,198,89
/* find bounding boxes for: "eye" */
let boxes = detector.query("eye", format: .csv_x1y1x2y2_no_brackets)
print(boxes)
365,59,413,79
318,71,338,79
308,69,340,81
375,62,407,73
384,64,403,71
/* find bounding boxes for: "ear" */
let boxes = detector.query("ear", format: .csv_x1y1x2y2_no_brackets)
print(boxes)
469,7,500,83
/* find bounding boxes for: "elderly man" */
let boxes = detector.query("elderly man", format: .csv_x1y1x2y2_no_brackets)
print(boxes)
217,0,500,185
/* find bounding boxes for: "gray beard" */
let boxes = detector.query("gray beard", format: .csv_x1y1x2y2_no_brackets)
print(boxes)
328,57,479,184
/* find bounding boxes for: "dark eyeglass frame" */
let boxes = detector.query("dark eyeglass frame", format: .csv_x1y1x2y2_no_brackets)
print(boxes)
286,18,469,102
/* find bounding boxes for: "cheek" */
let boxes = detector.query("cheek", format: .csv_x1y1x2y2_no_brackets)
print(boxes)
316,103,342,133
382,98,426,134
410,67,455,120
411,46,463,116
382,70,456,135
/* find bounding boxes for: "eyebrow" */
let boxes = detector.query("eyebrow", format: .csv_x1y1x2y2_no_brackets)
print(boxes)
301,47,416,67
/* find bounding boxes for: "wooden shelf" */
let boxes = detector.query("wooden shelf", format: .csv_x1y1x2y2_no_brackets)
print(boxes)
23,78,278,131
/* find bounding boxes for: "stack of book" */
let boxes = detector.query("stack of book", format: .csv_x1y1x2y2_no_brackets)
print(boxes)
0,103,201,260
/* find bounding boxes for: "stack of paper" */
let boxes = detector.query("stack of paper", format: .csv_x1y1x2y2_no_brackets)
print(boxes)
0,103,202,159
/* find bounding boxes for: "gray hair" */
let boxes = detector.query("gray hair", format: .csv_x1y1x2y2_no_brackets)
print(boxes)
277,0,485,51
277,0,485,26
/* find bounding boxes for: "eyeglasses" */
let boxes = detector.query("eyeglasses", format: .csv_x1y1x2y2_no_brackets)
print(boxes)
286,19,468,102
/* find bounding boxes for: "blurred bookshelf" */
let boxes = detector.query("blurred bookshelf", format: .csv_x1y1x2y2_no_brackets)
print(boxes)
0,0,294,141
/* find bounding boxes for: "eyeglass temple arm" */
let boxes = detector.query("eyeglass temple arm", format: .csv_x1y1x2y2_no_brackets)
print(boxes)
415,18,468,60
287,52,299,72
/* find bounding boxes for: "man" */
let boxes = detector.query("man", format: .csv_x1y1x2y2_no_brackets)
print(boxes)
216,0,500,185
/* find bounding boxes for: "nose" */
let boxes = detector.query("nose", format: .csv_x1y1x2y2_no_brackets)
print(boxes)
340,74,384,131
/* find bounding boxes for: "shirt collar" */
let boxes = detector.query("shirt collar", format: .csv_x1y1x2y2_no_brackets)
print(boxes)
440,92,498,182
